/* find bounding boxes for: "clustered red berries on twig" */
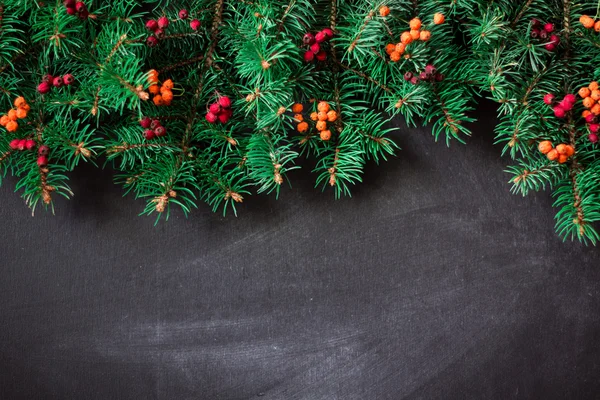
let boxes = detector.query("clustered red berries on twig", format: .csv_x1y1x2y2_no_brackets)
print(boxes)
403,64,443,85
303,28,334,63
64,0,89,19
543,91,576,119
307,101,337,141
7,139,49,166
146,10,200,47
37,73,75,94
385,15,442,63
205,96,233,124
578,81,600,143
0,96,31,133
537,140,575,164
530,19,560,51
147,69,175,106
579,15,600,32
140,117,167,140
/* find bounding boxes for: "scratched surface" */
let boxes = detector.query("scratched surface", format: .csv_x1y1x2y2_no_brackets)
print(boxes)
0,102,599,400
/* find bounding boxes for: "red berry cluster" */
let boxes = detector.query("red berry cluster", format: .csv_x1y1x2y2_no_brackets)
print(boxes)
146,10,200,47
543,92,576,118
302,28,334,63
530,19,560,51
140,117,167,140
403,64,443,85
37,73,75,94
205,96,233,124
582,110,600,143
64,0,88,19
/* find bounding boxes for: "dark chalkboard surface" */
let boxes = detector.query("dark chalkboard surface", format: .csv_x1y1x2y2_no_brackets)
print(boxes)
1,102,599,400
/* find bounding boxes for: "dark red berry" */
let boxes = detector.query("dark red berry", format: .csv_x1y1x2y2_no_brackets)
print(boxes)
75,1,86,12
304,51,314,62
146,36,159,47
205,112,218,123
145,19,158,31
315,31,326,43
37,156,48,167
38,145,50,156
543,93,555,105
144,129,155,140
589,133,598,143
17,140,26,151
539,30,548,40
315,51,327,61
154,29,165,39
303,33,316,45
218,96,232,109
9,139,20,150
150,119,161,129
209,103,221,115
410,77,419,85
66,7,76,15
37,82,51,94
53,76,64,87
78,9,89,19
403,72,413,81
435,73,444,82
531,18,541,27
544,23,554,33
545,43,556,51
42,74,54,83
310,43,320,54
531,28,540,39
154,126,166,137
63,74,74,85
157,16,169,29
140,117,152,128
322,28,334,39
25,139,36,150
419,72,428,80
424,64,436,75
64,0,76,6
178,9,188,19
190,19,201,31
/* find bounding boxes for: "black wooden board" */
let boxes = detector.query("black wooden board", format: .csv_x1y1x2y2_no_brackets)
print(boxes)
1,102,599,400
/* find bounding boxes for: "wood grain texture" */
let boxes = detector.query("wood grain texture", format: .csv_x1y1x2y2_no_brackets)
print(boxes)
0,102,599,400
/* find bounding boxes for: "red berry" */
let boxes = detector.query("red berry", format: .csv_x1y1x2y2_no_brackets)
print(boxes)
435,73,444,82
558,100,572,111
424,64,436,75
543,93,555,105
25,139,36,150
144,129,155,140
78,9,89,19
17,140,26,151
218,112,230,124
564,94,576,105
403,72,413,81
63,74,74,85
304,51,314,62
75,1,85,12
140,117,152,128
315,31,326,43
146,36,159,47
585,113,596,123
9,139,20,150
531,29,540,39
154,126,166,137
545,43,556,51
64,0,75,6
550,34,560,45
37,156,48,167
145,20,158,31
53,76,63,87
38,145,49,156
178,9,188,20
303,33,315,45
218,96,232,109
539,30,548,40
42,74,54,83
209,103,221,115
590,133,599,143
410,77,419,85
531,18,541,27
419,72,428,80
590,124,600,133
322,28,334,39
190,19,201,31
66,7,76,15
205,112,218,123
544,23,554,33
150,119,161,129
37,82,51,94
315,51,327,61
310,43,320,54
154,29,165,39
158,16,169,29
553,106,566,118
223,108,233,118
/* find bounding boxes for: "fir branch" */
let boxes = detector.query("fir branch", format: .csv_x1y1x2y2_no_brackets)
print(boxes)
511,0,535,28
348,9,375,52
335,60,391,93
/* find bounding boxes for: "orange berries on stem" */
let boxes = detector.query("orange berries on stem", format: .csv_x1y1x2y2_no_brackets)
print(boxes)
580,15,597,29
379,6,390,17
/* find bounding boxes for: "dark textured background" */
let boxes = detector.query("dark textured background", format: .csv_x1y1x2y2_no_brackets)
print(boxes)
0,102,599,400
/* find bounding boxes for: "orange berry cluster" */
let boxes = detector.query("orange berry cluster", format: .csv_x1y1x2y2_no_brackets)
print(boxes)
384,15,443,63
0,96,31,133
579,15,600,31
148,70,174,106
310,101,337,141
578,81,600,116
538,140,575,164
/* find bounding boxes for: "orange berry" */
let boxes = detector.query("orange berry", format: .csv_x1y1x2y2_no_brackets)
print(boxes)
7,109,17,121
583,96,595,109
6,120,18,132
161,89,173,103
149,84,160,95
148,69,159,84
538,140,553,154
20,103,30,112
162,79,174,90
379,6,390,17
592,103,600,115
400,31,413,45
565,145,575,157
327,110,338,122
434,13,445,25
556,144,568,155
320,130,331,141
409,18,421,30
558,154,569,164
297,121,309,133
592,90,600,101
294,113,304,122
310,112,319,121
410,29,420,40
580,15,595,29
153,95,164,106
385,43,396,55
15,108,28,119
546,149,559,161
13,96,26,108
317,111,328,121
595,21,600,32
316,120,327,131
317,101,330,113
420,30,431,41
163,98,172,106
395,43,406,54
589,81,599,91
292,103,303,113
579,87,591,98
0,115,9,126
390,51,401,62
